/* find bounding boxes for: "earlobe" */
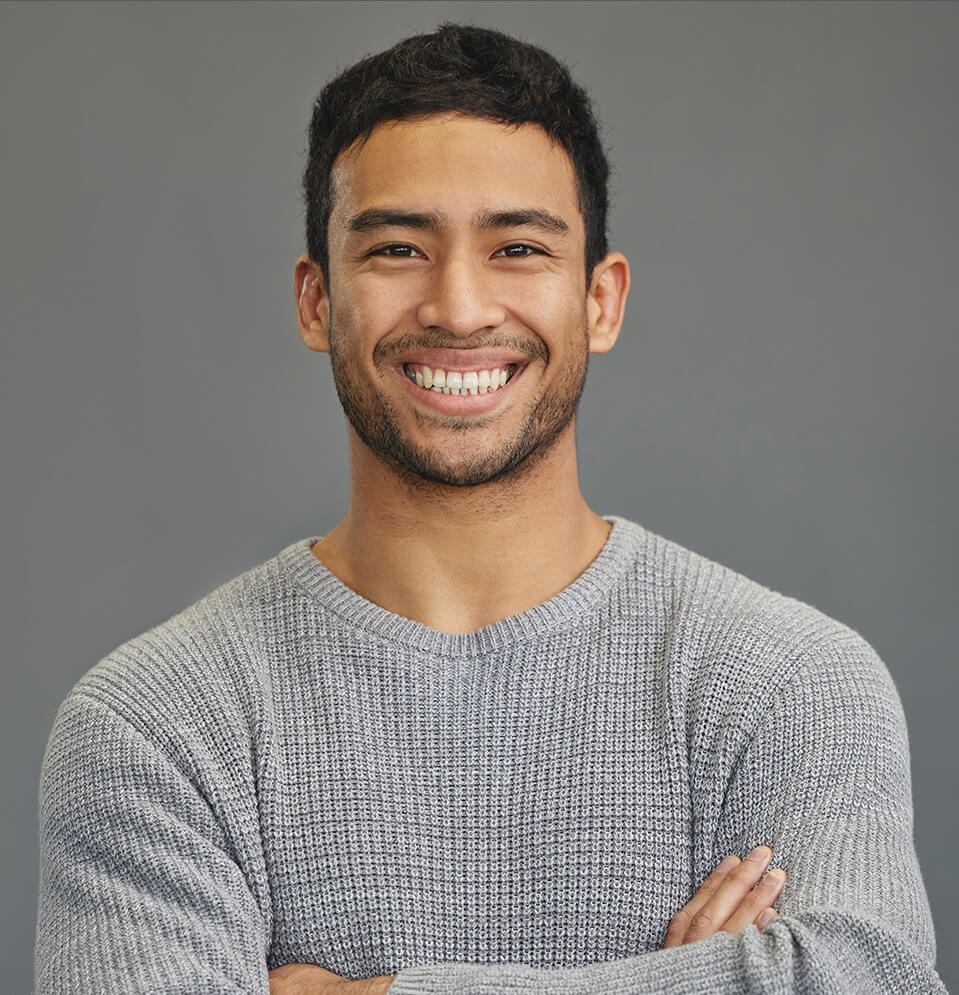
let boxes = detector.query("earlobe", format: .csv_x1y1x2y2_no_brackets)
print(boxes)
587,252,630,355
294,254,331,353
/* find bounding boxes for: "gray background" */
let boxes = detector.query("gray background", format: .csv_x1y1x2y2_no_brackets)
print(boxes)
2,2,955,990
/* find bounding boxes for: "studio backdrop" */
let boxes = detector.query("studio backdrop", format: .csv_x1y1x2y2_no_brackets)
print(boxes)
1,3,956,992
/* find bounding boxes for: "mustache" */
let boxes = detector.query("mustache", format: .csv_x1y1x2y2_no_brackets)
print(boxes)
373,331,549,366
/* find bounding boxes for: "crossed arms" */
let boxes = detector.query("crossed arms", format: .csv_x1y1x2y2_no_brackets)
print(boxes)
268,849,788,993
35,644,945,993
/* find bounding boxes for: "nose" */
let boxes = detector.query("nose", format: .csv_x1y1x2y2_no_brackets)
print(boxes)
415,258,507,337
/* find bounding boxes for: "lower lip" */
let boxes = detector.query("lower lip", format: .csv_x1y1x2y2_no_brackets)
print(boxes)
397,366,522,413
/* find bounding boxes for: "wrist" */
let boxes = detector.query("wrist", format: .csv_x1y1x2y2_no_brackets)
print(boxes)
362,976,394,995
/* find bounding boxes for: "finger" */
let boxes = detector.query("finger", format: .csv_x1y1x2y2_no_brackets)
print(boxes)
722,866,787,935
684,854,742,917
681,846,773,944
663,855,741,948
756,906,779,931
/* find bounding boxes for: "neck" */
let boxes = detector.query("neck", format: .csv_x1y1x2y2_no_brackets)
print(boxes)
313,426,611,633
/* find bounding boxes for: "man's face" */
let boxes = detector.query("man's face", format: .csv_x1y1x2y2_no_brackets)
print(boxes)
322,113,593,488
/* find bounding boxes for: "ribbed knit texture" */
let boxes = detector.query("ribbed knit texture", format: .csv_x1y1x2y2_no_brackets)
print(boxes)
35,517,945,993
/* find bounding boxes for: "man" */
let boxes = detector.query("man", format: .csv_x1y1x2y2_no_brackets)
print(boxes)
35,23,944,995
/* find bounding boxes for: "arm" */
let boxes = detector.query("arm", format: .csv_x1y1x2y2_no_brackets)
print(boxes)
267,850,782,994
268,965,393,994
385,642,946,993
35,691,270,994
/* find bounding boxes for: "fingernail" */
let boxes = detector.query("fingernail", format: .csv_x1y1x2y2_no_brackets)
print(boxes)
766,868,786,884
747,846,772,863
758,908,777,929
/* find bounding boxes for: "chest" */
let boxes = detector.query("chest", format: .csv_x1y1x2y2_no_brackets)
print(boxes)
261,640,694,976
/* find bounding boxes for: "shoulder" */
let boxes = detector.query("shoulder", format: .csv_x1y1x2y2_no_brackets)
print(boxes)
62,538,315,749
610,519,909,793
608,516,895,707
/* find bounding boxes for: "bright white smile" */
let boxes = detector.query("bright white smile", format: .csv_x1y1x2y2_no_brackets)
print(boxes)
403,363,517,395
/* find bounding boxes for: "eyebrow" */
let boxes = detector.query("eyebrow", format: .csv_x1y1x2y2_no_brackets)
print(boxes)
345,207,570,237
475,208,570,236
346,208,441,234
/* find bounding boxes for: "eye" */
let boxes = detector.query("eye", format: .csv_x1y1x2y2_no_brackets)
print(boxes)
368,244,424,259
494,244,548,258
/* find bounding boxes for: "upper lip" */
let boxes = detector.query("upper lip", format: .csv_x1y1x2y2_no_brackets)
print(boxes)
396,348,531,371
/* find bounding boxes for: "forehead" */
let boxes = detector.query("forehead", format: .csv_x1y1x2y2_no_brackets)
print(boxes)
329,113,582,231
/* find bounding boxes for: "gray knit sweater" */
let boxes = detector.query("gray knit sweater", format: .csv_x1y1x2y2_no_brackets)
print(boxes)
35,517,945,993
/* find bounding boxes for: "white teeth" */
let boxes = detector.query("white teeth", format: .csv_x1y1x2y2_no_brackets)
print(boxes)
406,363,513,395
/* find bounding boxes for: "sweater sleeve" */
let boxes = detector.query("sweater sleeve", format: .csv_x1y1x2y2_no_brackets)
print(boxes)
387,640,946,994
35,690,270,994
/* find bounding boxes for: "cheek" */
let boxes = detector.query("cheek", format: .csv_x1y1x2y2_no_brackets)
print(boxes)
330,300,390,359
342,279,418,346
508,287,585,345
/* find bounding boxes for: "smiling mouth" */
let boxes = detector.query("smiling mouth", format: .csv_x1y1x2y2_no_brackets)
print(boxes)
403,363,518,395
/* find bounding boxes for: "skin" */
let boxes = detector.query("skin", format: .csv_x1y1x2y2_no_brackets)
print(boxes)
268,965,393,995
294,113,627,634
274,113,785,992
663,846,787,948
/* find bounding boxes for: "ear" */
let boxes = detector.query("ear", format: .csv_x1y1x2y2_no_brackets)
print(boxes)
585,252,630,354
295,254,331,353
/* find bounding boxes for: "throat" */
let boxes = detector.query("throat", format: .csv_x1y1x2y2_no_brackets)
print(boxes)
314,503,611,635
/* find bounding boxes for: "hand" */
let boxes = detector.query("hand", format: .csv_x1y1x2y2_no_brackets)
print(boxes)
663,846,787,948
269,963,394,995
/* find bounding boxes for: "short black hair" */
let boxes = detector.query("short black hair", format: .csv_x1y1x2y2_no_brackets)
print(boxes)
303,22,610,285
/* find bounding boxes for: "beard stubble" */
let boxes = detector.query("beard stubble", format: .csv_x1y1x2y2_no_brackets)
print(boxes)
327,320,590,489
